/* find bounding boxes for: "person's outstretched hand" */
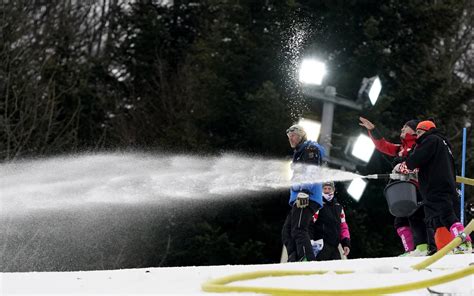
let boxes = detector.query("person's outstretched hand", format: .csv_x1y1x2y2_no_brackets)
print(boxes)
359,117,375,130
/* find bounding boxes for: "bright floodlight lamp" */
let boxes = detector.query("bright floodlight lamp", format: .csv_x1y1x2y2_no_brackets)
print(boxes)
297,118,321,141
358,76,382,105
299,59,327,85
347,178,367,201
350,133,376,163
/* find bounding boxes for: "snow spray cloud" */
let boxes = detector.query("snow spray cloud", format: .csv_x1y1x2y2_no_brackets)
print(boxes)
280,16,312,120
0,152,362,214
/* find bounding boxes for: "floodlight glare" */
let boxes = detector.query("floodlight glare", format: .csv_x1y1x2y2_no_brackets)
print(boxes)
299,59,326,85
351,133,376,163
347,178,367,201
297,118,321,141
368,76,382,105
358,76,382,105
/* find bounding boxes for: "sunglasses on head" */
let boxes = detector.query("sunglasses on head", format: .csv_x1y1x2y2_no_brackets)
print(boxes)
286,127,300,134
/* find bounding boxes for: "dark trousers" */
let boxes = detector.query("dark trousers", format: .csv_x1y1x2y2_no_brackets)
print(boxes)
282,200,320,262
423,193,461,252
316,244,341,261
426,211,459,230
424,194,460,238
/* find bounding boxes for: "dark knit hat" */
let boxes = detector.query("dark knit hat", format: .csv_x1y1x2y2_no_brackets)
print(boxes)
404,120,420,131
322,181,335,190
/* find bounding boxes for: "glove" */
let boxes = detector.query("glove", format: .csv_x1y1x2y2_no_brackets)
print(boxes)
392,163,402,174
343,246,350,256
310,239,324,257
408,171,418,182
398,162,415,175
393,162,412,175
296,192,309,208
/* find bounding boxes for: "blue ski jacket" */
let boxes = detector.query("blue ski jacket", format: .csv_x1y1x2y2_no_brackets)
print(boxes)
289,140,325,207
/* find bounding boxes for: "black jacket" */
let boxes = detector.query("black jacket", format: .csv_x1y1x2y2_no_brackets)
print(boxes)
310,198,351,249
405,129,457,218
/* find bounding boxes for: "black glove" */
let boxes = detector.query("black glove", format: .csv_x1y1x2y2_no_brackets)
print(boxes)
341,237,351,249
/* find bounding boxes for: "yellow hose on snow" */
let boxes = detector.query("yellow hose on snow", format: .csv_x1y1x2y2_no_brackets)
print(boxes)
202,219,474,295
411,219,474,270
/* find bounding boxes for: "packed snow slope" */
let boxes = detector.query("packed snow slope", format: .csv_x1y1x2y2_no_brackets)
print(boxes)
1,254,473,295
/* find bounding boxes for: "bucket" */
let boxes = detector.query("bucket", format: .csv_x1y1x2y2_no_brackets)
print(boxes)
383,181,418,217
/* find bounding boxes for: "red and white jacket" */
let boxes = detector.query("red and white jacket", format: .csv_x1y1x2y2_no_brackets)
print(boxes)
368,129,419,185
310,198,350,249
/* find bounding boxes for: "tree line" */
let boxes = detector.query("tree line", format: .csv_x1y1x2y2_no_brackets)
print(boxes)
0,0,472,265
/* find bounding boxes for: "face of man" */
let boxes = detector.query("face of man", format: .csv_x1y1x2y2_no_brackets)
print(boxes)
323,185,334,194
400,124,415,139
415,129,426,139
287,132,302,148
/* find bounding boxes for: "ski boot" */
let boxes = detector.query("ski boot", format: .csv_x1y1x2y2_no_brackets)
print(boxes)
299,256,308,262
453,233,472,254
407,244,428,257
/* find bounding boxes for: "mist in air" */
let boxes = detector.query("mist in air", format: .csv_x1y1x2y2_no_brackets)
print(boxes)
0,152,361,215
0,152,362,272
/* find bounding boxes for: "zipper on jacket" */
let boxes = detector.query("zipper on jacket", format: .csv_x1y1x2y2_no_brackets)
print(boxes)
298,208,303,228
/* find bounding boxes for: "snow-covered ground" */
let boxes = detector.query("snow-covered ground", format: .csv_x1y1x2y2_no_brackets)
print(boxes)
1,254,473,295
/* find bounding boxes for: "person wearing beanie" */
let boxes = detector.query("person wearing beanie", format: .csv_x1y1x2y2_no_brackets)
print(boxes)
397,121,472,254
282,123,325,262
309,181,351,260
322,181,335,191
359,117,434,256
359,117,419,164
415,120,436,132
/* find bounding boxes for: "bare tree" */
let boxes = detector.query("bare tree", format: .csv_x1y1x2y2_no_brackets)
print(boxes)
0,1,123,160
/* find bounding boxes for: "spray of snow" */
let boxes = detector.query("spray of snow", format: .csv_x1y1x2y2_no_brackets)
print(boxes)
0,152,361,214
280,18,312,120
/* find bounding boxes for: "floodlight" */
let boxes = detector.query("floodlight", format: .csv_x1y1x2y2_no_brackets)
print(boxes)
358,76,382,105
299,59,326,85
368,77,382,105
351,133,375,163
347,178,367,201
297,118,321,141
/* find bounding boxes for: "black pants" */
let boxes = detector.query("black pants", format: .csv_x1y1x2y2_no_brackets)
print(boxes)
282,200,321,262
424,194,460,233
426,211,459,230
423,193,461,252
316,244,341,261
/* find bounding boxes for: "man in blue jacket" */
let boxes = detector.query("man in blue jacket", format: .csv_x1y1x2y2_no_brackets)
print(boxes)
282,124,325,261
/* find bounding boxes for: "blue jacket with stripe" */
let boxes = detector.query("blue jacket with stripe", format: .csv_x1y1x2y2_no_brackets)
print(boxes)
289,140,325,207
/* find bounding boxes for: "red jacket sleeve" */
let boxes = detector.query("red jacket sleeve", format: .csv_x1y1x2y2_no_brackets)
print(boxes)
368,130,400,157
